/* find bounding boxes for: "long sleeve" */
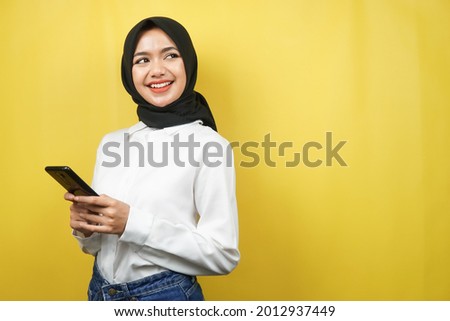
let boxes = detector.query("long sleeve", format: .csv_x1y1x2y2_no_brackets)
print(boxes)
73,231,101,255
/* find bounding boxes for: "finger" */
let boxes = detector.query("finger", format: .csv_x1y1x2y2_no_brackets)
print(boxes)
70,217,88,229
78,221,112,234
70,203,92,214
74,194,112,207
64,192,75,201
80,212,104,225
72,220,96,236
73,195,98,204
76,203,107,215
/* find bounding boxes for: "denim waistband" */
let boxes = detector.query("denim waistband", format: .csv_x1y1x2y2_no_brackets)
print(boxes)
88,262,204,301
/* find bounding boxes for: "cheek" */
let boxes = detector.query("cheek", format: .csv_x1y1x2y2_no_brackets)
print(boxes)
176,65,187,89
132,68,143,86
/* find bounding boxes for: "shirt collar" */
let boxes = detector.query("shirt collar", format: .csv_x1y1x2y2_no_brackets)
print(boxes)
127,120,203,136
127,121,148,136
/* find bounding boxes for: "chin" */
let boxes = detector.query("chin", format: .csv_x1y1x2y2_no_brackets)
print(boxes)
151,100,172,107
150,95,181,108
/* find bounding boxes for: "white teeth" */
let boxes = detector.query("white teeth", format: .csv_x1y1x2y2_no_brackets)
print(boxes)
150,81,172,88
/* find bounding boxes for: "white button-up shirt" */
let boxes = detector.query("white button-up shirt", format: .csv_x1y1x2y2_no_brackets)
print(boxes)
74,121,240,283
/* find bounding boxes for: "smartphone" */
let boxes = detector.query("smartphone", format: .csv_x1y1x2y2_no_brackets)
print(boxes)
45,166,98,196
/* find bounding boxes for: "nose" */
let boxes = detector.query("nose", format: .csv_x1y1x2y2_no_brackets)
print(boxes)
149,59,165,77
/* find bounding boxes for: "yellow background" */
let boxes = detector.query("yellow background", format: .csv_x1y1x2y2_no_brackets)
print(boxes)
1,0,449,300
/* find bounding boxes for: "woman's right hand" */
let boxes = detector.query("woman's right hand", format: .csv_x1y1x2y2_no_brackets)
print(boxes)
64,192,95,237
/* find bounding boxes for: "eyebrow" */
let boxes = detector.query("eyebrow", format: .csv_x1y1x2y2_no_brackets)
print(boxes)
133,46,179,57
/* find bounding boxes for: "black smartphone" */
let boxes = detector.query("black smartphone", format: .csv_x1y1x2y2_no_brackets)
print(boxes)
45,166,98,196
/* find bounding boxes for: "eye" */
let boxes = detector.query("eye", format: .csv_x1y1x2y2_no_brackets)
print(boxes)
134,57,149,65
165,53,180,60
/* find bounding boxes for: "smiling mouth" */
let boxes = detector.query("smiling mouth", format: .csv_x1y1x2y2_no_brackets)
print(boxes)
147,81,174,93
148,81,173,89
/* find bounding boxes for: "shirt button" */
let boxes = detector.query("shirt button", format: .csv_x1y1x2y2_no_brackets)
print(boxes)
108,288,117,296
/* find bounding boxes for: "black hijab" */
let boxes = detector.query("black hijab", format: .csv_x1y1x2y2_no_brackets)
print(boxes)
121,16,217,131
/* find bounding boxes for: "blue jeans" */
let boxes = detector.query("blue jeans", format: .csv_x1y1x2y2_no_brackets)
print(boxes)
88,262,204,301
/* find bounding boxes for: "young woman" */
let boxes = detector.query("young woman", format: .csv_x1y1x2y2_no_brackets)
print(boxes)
64,16,240,301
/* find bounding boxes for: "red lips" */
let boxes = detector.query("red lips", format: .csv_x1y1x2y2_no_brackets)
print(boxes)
147,80,174,93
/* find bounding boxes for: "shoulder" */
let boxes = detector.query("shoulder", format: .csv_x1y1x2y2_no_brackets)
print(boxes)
100,128,128,142
98,122,144,145
189,123,232,148
188,123,236,166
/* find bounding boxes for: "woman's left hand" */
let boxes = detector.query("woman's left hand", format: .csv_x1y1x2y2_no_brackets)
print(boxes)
69,194,130,236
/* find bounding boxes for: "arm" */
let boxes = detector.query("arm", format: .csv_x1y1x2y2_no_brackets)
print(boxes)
121,153,240,275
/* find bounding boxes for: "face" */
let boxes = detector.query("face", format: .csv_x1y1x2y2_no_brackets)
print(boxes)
132,28,187,107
